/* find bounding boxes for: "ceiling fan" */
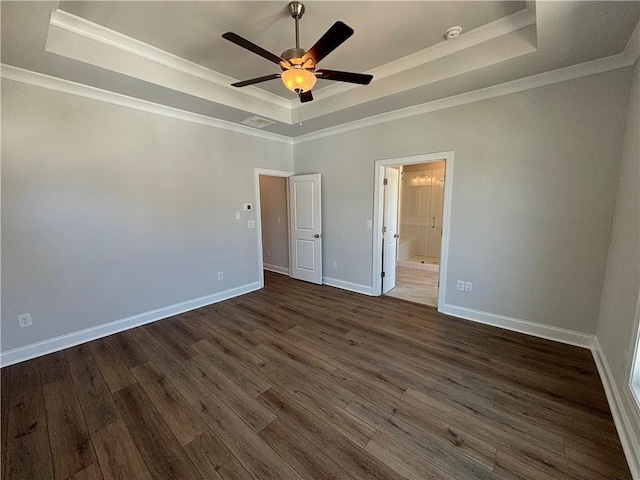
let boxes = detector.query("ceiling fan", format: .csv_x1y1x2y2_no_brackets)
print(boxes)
222,1,373,103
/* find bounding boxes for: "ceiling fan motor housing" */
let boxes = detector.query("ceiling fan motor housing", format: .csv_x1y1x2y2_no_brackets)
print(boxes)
281,48,308,64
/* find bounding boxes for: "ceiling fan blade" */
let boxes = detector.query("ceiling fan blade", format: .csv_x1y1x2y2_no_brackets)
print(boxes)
299,90,313,103
317,69,373,85
302,21,353,66
222,32,290,67
231,74,281,88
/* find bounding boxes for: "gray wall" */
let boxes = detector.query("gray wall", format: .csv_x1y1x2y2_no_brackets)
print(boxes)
597,60,640,451
1,80,293,351
1,66,634,355
294,68,632,334
259,175,289,272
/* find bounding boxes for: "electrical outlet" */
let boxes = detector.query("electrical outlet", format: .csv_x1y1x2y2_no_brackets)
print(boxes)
235,212,241,220
332,261,338,269
277,217,281,224
267,249,271,257
366,220,372,229
217,271,224,280
248,220,256,229
17,313,32,328
465,281,473,292
456,280,465,291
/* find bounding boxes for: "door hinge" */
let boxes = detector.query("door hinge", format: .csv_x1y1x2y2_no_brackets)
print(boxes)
381,271,386,278
382,226,387,233
383,178,388,186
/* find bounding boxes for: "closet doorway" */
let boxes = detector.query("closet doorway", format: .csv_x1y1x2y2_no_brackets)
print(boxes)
372,152,454,309
253,168,294,288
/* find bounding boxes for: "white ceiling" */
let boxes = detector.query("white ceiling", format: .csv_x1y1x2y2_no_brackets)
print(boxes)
2,1,639,138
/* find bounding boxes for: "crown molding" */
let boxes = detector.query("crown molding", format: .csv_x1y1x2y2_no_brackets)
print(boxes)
50,9,291,110
621,19,640,65
0,64,293,145
3,43,632,147
293,51,634,144
309,7,537,103
47,9,293,124
48,7,538,126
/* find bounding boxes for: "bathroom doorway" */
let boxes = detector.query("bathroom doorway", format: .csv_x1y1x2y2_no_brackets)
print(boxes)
372,152,453,309
387,162,445,306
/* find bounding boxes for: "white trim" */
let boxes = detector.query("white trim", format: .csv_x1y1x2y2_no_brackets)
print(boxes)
0,64,293,145
263,264,290,275
621,20,640,65
49,9,291,111
48,8,536,120
372,152,454,313
4,31,636,146
4,51,635,146
440,303,595,349
293,52,635,145
396,260,439,272
592,337,640,479
253,169,295,289
0,282,261,367
629,288,640,454
311,8,537,103
322,277,374,296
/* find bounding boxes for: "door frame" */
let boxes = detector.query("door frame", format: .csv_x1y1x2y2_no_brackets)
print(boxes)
382,166,400,294
372,151,454,310
254,168,295,289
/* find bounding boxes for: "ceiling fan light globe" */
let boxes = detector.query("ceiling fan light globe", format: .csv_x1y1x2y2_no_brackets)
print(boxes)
281,68,316,93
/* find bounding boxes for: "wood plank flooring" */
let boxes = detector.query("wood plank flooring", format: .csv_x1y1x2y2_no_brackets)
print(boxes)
1,271,631,479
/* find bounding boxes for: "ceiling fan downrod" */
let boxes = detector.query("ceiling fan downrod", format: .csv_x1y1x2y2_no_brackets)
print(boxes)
288,1,305,50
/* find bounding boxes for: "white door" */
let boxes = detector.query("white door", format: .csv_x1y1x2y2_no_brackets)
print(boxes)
382,167,400,293
289,174,322,284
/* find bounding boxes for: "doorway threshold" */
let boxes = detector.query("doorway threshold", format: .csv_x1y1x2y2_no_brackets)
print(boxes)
384,265,438,307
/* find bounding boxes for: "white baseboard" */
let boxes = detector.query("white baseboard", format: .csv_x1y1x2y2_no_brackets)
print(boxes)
396,260,439,272
323,277,374,296
0,281,262,367
591,338,640,479
263,264,290,275
439,303,595,348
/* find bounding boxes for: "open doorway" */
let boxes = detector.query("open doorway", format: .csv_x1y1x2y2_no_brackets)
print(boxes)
386,162,445,306
259,175,290,275
372,152,454,310
253,169,294,288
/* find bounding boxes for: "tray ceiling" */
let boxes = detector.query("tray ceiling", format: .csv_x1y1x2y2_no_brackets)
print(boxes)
1,1,639,138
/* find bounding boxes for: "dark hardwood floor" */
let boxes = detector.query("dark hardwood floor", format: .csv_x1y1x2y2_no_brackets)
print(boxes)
1,271,631,479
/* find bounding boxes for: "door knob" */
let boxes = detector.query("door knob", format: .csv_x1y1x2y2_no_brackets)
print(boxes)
394,234,400,238
314,234,321,238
